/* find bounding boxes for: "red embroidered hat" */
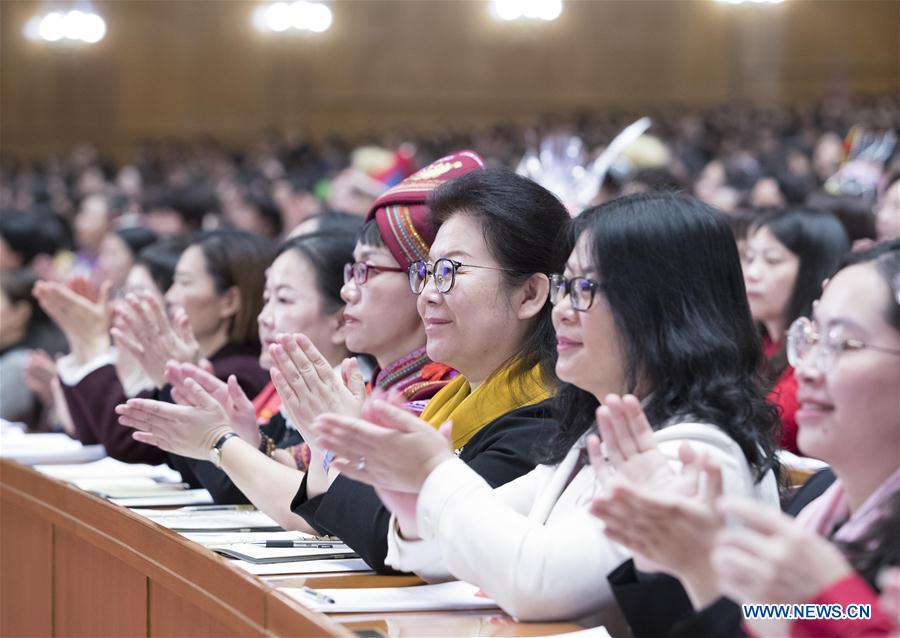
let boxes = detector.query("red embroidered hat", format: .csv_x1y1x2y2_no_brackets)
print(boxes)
364,150,485,267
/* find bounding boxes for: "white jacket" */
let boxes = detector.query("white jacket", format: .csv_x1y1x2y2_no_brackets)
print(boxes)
385,421,780,624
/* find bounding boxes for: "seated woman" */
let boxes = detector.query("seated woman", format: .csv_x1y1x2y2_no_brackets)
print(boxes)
97,226,159,295
37,229,272,465
120,165,569,572
742,209,848,453
591,239,900,637
311,192,782,627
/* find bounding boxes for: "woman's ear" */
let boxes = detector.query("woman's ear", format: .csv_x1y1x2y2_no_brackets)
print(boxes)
218,286,241,320
515,273,551,321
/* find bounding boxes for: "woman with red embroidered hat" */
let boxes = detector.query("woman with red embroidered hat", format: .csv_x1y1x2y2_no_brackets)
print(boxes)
118,153,483,538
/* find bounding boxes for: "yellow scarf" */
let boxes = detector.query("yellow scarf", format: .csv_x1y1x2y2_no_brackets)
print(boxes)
420,362,553,449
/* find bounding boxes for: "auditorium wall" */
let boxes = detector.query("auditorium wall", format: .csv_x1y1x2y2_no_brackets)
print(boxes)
1,0,897,159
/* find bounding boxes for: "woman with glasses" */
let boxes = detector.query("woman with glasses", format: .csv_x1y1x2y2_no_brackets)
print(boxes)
588,239,900,638
742,209,849,453
312,192,781,626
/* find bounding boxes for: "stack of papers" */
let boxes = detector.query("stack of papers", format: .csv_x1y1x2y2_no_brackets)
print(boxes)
235,557,371,576
282,581,500,613
0,431,104,465
211,542,357,564
35,457,183,482
109,489,213,507
130,506,283,532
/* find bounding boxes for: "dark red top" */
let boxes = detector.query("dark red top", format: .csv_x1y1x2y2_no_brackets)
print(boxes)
791,574,896,638
763,336,800,454
62,341,268,464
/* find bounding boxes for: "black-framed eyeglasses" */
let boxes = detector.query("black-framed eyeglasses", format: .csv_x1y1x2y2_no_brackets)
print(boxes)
408,258,518,295
549,274,600,312
787,316,900,373
343,262,407,286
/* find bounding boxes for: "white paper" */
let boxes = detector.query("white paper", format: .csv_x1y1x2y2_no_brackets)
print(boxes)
130,506,282,531
0,431,105,465
110,489,213,507
282,581,500,613
35,457,182,482
235,558,371,576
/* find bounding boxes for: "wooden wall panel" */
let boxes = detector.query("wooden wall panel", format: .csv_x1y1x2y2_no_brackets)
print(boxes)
1,0,897,159
0,499,53,637
54,529,147,637
148,582,259,638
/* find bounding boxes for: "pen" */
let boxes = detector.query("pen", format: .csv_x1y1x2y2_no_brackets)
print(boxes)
251,540,341,548
301,586,335,604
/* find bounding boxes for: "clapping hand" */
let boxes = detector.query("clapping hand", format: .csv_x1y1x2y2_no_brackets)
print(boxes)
111,292,199,388
165,361,259,446
33,279,111,364
312,399,454,493
115,375,233,459
268,333,365,444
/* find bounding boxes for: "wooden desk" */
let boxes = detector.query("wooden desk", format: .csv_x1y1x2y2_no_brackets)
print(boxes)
1,460,583,637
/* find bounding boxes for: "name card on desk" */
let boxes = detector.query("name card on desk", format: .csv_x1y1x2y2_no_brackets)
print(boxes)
283,581,500,613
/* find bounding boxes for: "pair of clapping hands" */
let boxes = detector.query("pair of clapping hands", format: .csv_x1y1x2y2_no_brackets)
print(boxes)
33,277,197,388
587,395,857,614
116,333,367,461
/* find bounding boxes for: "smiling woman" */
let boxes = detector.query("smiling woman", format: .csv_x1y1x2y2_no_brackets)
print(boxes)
311,192,782,629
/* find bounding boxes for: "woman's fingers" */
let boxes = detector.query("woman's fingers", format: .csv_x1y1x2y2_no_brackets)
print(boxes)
111,327,145,356
296,334,337,387
227,375,252,411
341,357,366,401
270,343,309,397
622,394,656,452
605,394,639,458
596,406,625,466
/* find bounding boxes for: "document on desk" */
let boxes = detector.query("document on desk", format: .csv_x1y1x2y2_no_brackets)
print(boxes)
35,457,183,482
211,542,357,564
181,530,321,547
235,557,371,576
110,488,213,507
130,506,283,532
282,581,500,613
0,432,105,465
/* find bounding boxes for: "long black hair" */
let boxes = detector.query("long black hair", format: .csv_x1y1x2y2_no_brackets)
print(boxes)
750,209,849,381
547,192,780,481
427,169,570,390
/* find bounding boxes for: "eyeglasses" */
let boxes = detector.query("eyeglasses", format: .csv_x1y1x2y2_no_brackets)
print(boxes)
408,258,518,295
549,274,600,311
343,262,407,286
787,316,900,373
